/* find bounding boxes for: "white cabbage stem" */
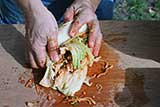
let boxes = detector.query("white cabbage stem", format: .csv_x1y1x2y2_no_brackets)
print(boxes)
40,21,90,96
58,20,88,46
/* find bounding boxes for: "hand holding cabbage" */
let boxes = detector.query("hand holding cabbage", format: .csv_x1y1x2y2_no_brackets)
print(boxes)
21,0,102,69
22,0,59,69
39,0,103,96
64,0,103,56
40,21,96,96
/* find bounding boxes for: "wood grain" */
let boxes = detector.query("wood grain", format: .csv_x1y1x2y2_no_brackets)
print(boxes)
30,41,125,107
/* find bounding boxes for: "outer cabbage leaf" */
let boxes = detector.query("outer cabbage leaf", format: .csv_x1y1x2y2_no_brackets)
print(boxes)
39,20,95,96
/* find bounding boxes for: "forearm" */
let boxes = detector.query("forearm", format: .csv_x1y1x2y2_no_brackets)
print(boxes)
74,0,100,12
89,0,100,11
15,0,47,17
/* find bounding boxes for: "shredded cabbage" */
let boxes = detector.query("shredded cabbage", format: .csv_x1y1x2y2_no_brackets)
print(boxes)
39,20,95,96
63,37,94,69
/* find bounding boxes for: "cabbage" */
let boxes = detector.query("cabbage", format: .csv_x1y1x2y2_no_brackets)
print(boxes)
57,20,88,46
63,37,94,69
39,20,95,96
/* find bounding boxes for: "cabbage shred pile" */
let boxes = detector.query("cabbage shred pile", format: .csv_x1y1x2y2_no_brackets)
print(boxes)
62,36,94,69
39,21,95,96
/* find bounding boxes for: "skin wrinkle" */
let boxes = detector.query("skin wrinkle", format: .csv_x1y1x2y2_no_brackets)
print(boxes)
94,36,102,56
15,0,102,68
88,33,95,48
47,36,58,52
27,39,46,68
89,20,102,56
30,41,46,66
64,8,74,21
64,0,102,56
72,0,100,12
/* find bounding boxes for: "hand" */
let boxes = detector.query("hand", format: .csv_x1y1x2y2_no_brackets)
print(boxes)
25,5,59,69
64,0,102,56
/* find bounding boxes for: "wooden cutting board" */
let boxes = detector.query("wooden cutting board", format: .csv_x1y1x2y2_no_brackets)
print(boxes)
1,22,160,107
21,41,125,107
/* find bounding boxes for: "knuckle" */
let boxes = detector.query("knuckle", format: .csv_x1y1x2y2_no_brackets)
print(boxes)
48,47,56,53
95,34,102,46
96,38,101,45
95,40,101,50
73,20,81,29
48,39,58,48
76,13,87,24
31,44,38,51
89,34,95,42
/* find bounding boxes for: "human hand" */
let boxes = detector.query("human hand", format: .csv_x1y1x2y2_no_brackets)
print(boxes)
25,4,59,69
64,0,102,56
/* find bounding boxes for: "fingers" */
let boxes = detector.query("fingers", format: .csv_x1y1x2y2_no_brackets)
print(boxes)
47,22,59,62
69,14,86,37
25,9,60,69
69,8,96,37
93,35,102,56
88,22,96,48
64,7,74,22
33,46,46,68
47,37,59,62
27,41,46,68
88,20,102,56
27,38,59,69
28,50,39,69
26,27,59,68
26,38,39,69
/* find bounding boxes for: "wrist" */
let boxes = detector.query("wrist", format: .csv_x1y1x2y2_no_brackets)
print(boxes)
73,0,100,12
24,0,48,18
88,0,100,11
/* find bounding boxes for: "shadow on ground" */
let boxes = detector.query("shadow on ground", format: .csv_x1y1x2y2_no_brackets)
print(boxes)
115,68,160,107
0,25,26,67
32,68,46,84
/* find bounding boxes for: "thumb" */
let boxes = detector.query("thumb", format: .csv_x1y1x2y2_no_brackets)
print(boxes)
47,37,59,62
64,7,74,22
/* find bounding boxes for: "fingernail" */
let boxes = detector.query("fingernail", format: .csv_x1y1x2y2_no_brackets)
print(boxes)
64,16,72,22
70,30,76,37
48,40,57,49
51,54,59,62
94,50,99,57
40,60,45,67
74,21,79,25
89,41,94,48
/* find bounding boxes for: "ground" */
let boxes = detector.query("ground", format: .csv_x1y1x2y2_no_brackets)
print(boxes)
114,0,160,20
